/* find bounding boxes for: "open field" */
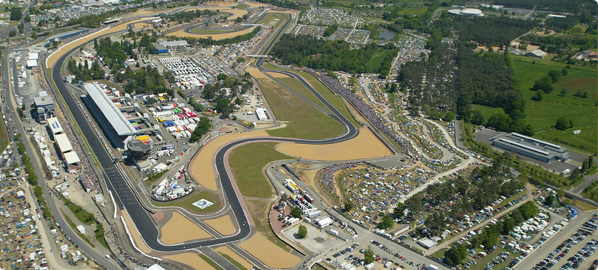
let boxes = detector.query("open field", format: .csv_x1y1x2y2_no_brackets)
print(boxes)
154,190,221,214
511,56,597,153
245,1,269,8
399,6,429,15
203,214,237,235
262,63,360,127
160,212,211,244
0,111,9,154
235,3,248,9
366,49,397,71
163,252,219,270
254,76,346,139
276,127,390,160
188,130,269,191
187,6,248,20
228,142,291,198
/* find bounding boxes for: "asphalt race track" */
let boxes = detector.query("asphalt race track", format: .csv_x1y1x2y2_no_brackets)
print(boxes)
50,12,358,252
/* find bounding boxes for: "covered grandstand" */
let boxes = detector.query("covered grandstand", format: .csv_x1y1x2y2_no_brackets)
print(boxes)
491,133,569,162
83,82,137,148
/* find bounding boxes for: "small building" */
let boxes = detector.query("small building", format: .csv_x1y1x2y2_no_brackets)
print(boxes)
153,43,169,54
16,191,25,199
315,217,333,228
417,238,438,249
526,49,548,59
76,225,86,234
47,117,64,136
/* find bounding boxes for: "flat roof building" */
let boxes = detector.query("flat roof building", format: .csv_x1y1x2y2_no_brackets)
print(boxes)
153,43,169,54
34,95,55,122
159,40,188,48
64,151,81,165
491,133,568,162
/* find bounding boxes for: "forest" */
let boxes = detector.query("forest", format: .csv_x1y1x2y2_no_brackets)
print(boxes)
270,34,397,74
165,9,219,23
455,45,534,135
494,0,597,14
438,14,536,46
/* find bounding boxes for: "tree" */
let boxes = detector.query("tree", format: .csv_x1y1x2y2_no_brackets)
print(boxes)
31,32,37,39
444,244,467,266
377,214,394,230
444,111,455,121
389,82,398,93
486,112,512,131
530,76,553,94
236,57,245,63
364,247,375,264
531,91,543,101
548,70,562,83
290,207,302,218
544,194,556,206
560,88,567,96
471,110,485,125
405,193,423,213
9,31,16,37
297,225,307,239
561,68,569,76
554,117,572,130
10,8,22,21
344,202,354,212
393,202,405,218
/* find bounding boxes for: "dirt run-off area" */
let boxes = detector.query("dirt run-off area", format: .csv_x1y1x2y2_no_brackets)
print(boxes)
160,212,212,244
238,232,301,269
203,214,237,236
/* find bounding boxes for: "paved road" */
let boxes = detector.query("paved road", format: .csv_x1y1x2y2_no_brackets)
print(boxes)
2,49,119,269
48,11,362,254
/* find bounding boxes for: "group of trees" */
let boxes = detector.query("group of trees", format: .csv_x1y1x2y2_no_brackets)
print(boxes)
67,8,123,28
118,66,171,95
554,117,574,130
67,59,106,82
270,34,397,75
530,69,565,94
189,117,211,143
494,0,597,14
444,244,467,266
323,24,338,37
165,9,219,23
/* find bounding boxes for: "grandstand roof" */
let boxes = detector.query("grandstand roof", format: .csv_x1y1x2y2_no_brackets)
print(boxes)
47,117,64,135
55,133,73,154
64,151,80,165
84,83,137,136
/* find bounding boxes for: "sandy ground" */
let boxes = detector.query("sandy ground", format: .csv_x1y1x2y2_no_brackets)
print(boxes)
213,246,254,269
276,127,391,160
160,212,212,244
266,71,289,78
203,214,237,235
245,67,267,78
47,18,150,67
238,232,301,269
267,9,297,16
121,210,153,254
189,130,269,191
163,252,216,270
169,26,254,40
206,1,238,6
245,1,270,8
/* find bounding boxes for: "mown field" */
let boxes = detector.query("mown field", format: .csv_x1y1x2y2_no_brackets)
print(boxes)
0,111,9,154
510,55,597,154
256,75,346,139
228,142,291,198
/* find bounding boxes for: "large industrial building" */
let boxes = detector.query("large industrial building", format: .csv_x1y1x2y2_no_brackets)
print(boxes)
34,91,55,123
47,117,81,168
491,133,568,162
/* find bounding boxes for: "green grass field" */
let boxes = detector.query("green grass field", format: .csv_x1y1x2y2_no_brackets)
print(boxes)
256,13,287,28
256,76,346,139
154,190,221,213
0,111,9,154
229,142,291,198
399,6,428,15
235,3,248,10
189,27,236,34
366,49,396,72
262,64,360,127
511,55,597,153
